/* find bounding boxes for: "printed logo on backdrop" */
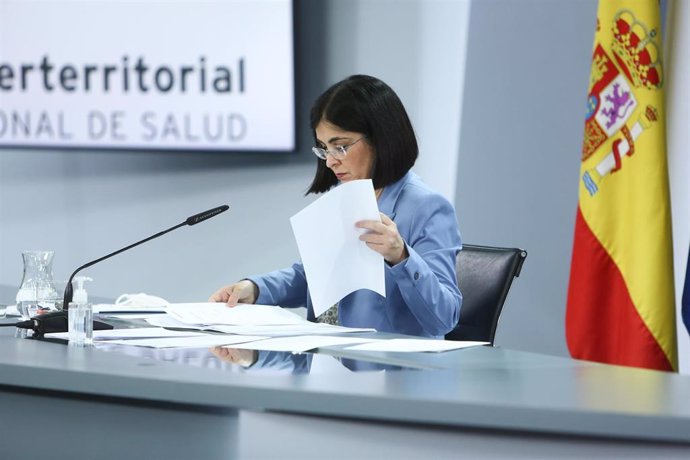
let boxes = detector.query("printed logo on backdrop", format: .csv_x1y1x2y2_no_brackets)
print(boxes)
580,9,662,196
0,0,295,151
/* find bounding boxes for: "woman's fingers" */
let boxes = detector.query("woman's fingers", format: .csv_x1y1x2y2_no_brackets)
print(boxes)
208,281,256,306
356,213,407,264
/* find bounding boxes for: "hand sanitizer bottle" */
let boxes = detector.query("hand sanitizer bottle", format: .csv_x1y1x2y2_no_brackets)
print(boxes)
72,276,92,305
68,276,93,346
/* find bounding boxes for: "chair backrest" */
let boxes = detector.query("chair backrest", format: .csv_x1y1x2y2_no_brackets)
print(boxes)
445,244,527,344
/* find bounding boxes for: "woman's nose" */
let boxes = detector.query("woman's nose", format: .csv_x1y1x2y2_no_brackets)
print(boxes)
325,154,340,168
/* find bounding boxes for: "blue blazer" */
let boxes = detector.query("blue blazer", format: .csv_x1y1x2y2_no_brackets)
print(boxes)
249,171,462,338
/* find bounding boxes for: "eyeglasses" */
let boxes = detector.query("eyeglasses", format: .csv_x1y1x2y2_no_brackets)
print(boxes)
312,137,365,160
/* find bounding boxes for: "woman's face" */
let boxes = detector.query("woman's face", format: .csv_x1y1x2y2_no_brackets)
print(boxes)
315,120,375,182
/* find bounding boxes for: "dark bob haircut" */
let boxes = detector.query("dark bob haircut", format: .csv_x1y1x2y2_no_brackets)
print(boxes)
306,75,418,194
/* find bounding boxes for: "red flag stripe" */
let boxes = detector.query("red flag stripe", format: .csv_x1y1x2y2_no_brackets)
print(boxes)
566,207,673,371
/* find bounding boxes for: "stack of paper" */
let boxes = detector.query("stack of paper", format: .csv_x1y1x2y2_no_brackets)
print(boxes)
228,335,379,354
165,303,307,326
45,327,268,349
46,327,204,341
147,303,376,337
344,339,489,352
103,334,268,349
45,302,487,354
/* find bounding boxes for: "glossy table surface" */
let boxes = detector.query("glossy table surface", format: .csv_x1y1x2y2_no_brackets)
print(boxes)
2,314,690,444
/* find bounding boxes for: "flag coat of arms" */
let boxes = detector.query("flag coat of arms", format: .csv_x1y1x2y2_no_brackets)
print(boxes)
566,0,677,371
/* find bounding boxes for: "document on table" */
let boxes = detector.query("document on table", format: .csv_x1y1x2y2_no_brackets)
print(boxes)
210,323,376,336
345,339,489,353
146,313,376,336
166,302,307,326
227,335,380,353
102,313,162,319
290,179,384,316
104,334,268,349
44,327,207,341
146,314,200,329
93,304,167,314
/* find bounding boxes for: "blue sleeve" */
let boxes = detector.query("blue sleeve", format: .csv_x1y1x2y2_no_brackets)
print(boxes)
248,351,311,373
387,195,462,336
247,261,308,308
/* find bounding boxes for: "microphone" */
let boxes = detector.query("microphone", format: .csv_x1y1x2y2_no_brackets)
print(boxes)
186,206,229,226
17,205,230,337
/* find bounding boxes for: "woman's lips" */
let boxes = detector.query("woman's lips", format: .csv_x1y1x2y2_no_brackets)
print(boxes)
335,173,347,180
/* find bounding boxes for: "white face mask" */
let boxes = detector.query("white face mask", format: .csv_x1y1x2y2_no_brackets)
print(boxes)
115,293,168,307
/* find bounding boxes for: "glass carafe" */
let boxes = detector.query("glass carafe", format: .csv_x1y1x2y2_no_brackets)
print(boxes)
16,250,59,319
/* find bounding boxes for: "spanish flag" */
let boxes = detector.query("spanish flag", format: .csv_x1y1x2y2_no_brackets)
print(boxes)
566,0,677,371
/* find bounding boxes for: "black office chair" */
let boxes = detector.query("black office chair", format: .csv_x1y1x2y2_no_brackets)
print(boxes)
445,244,527,344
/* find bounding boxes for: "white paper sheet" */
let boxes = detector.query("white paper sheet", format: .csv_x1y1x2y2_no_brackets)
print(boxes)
228,335,380,353
210,323,375,336
102,313,163,319
166,303,307,326
289,179,384,316
104,334,268,349
93,304,167,314
44,327,206,341
146,313,375,337
345,339,489,353
146,314,194,329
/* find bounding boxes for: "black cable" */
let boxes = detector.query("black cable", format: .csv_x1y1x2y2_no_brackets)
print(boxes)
0,323,20,327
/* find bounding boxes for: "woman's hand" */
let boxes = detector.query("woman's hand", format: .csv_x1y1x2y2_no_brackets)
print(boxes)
210,347,258,367
356,213,409,265
208,280,258,306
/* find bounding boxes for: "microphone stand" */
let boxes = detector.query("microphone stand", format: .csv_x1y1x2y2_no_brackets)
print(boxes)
61,221,187,310
17,205,229,337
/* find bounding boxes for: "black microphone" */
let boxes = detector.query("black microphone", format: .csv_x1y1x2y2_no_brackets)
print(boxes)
17,205,229,337
186,206,229,226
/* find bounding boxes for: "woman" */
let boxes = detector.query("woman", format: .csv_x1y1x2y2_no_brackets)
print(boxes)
210,75,462,338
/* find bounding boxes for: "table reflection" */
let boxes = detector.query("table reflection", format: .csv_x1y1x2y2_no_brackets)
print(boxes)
95,342,417,374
